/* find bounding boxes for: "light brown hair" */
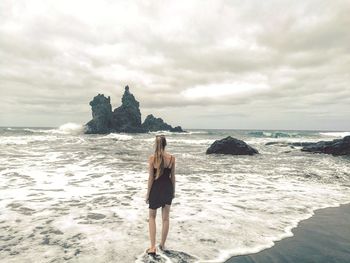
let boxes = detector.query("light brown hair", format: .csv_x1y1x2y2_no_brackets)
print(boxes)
154,135,167,180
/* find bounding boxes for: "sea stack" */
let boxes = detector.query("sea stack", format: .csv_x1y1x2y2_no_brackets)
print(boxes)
206,136,259,155
111,85,145,133
85,85,185,134
142,114,184,132
85,94,113,134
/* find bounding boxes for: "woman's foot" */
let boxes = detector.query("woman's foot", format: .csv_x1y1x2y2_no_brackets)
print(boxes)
158,244,166,251
146,247,156,255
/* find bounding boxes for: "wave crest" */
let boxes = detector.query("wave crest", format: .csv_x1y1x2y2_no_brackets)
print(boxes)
248,131,300,138
102,133,133,141
57,123,85,135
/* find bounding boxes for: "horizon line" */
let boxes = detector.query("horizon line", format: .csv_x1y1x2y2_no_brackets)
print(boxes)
0,126,349,133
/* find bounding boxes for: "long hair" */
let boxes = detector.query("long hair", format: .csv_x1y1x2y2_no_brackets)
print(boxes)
154,135,167,180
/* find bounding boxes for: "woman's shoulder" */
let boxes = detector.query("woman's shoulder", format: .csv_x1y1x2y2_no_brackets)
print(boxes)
148,153,175,161
165,153,175,159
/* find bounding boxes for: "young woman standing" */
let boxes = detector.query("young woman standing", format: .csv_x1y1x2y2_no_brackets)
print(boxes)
145,135,176,255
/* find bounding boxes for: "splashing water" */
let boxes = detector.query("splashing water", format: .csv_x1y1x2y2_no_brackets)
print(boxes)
0,127,349,262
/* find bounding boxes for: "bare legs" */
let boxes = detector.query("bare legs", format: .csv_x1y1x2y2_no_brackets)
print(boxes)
160,205,170,248
148,209,156,252
148,205,171,252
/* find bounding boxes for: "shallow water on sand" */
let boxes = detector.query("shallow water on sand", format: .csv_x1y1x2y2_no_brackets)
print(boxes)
1,125,350,262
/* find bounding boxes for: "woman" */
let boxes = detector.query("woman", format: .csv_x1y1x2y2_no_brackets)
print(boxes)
145,135,176,255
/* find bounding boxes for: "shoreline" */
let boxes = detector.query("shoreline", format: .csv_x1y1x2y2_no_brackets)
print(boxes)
225,203,350,263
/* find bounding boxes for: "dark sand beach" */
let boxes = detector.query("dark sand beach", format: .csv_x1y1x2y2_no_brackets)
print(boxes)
226,203,350,263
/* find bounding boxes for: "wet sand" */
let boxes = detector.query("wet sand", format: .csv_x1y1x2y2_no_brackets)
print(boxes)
226,203,350,263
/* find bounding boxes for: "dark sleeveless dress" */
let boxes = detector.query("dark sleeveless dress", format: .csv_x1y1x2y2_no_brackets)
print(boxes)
148,156,174,209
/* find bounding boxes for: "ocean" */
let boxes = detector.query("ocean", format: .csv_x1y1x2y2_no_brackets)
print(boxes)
1,123,350,263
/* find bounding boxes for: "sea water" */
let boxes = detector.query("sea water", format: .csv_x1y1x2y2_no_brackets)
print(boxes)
1,124,350,262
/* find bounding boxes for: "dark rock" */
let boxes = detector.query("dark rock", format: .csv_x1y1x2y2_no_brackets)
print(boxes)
85,94,112,134
206,136,259,155
85,85,183,134
265,142,316,147
140,253,167,263
160,249,198,263
111,86,146,133
171,126,184,132
301,136,350,156
139,249,197,263
142,114,185,132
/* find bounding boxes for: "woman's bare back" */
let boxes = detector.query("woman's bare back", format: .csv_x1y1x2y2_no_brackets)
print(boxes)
150,152,174,169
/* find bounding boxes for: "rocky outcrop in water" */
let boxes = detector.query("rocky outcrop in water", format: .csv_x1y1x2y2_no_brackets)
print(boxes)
111,85,145,133
85,86,184,134
206,136,259,155
301,136,350,156
85,94,113,134
142,114,184,132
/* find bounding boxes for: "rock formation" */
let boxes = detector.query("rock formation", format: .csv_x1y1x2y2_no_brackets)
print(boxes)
142,114,184,132
206,136,259,155
301,136,350,156
85,85,185,134
85,94,112,134
111,86,145,133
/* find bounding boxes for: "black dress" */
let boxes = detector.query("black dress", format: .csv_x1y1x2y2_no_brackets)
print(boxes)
148,156,174,209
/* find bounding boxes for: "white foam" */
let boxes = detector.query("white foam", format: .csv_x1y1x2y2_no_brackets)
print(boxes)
23,123,85,135
0,137,28,145
1,130,350,263
57,122,85,134
183,130,209,135
168,138,214,145
101,133,133,140
319,131,350,137
0,135,59,145
149,130,175,135
144,138,213,145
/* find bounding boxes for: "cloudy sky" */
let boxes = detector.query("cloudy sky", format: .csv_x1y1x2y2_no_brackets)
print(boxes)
1,0,349,130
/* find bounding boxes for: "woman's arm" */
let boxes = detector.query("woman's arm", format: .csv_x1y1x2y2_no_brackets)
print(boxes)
146,155,154,203
170,156,176,198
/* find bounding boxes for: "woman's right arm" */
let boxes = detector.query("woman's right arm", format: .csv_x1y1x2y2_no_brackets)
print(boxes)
146,155,154,203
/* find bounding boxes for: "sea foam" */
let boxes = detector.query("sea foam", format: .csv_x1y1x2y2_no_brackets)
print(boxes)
1,128,350,263
319,131,350,137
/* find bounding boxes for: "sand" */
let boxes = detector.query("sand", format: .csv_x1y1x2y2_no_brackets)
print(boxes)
226,203,350,263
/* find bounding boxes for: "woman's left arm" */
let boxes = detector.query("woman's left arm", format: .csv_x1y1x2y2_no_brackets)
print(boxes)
170,157,176,198
146,155,154,203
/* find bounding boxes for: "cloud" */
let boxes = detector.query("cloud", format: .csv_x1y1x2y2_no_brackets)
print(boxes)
0,0,349,129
